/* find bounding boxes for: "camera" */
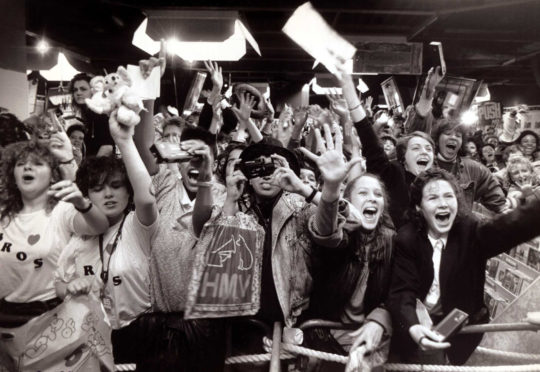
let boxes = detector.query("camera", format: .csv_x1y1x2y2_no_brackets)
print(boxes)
150,142,194,163
431,308,469,342
236,158,276,179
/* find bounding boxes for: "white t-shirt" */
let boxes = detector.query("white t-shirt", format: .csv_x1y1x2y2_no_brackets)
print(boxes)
56,211,157,329
0,202,77,302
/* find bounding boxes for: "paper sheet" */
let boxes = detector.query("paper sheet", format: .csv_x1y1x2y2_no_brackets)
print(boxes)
127,64,161,99
282,2,356,75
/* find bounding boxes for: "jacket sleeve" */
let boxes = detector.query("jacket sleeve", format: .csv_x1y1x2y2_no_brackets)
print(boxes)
404,106,435,135
386,234,421,338
354,117,392,175
471,161,507,213
366,306,393,336
308,198,349,248
478,190,540,259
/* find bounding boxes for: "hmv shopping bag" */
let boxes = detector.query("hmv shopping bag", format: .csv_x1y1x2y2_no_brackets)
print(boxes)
0,294,113,372
185,213,265,319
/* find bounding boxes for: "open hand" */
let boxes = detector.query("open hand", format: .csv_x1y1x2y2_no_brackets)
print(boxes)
231,93,256,123
48,179,88,210
300,123,362,187
203,60,223,91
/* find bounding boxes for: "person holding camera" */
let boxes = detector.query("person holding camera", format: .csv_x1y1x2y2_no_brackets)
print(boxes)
192,135,350,370
386,168,540,365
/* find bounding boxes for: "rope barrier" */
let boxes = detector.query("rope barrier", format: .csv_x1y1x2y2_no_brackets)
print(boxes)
224,339,540,372
477,347,540,361
383,364,540,371
299,320,540,334
114,364,136,371
225,352,295,365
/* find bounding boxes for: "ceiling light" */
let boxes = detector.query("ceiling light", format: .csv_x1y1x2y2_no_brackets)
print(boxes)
132,13,260,61
39,52,81,81
36,40,50,54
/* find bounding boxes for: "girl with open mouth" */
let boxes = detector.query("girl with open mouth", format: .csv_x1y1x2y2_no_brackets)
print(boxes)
432,119,507,214
330,63,436,229
387,168,540,366
299,124,394,370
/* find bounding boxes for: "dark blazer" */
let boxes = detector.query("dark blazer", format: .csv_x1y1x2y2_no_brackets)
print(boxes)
387,192,540,364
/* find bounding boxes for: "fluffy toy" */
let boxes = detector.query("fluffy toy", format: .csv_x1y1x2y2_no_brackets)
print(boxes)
85,66,145,127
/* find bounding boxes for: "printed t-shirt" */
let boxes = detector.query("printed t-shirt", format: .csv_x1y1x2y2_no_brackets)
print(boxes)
56,211,157,329
0,202,77,302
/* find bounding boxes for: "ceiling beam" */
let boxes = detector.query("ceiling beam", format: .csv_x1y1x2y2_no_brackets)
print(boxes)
502,49,540,66
408,15,439,41
437,0,538,15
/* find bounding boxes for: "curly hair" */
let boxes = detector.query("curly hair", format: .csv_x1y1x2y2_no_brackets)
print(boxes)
407,168,465,233
0,141,62,225
75,156,133,203
506,156,535,187
0,113,29,148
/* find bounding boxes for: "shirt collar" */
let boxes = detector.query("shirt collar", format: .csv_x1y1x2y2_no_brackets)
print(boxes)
427,233,448,249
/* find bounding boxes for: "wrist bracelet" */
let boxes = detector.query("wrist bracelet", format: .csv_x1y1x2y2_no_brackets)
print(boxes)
75,201,93,213
59,158,75,165
348,103,361,112
196,181,213,188
305,187,318,203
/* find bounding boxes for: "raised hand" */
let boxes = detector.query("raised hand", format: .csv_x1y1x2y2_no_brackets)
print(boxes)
231,93,256,123
362,96,374,118
47,179,89,210
180,139,213,181
327,90,349,120
225,159,247,202
264,97,275,121
109,109,134,143
203,60,223,91
48,131,74,163
424,66,445,97
300,123,362,187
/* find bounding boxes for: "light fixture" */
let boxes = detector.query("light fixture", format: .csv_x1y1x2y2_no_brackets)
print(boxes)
36,40,50,54
39,52,81,81
461,109,479,126
309,77,342,95
132,11,260,61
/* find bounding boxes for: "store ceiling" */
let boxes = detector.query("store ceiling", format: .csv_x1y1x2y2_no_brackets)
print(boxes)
25,0,540,87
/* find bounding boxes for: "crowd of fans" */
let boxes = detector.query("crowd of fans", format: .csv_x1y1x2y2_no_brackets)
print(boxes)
1,54,540,372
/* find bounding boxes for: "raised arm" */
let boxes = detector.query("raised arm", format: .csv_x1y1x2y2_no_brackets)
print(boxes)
133,42,166,176
186,140,215,237
404,66,445,135
300,124,361,242
110,111,157,226
231,93,263,143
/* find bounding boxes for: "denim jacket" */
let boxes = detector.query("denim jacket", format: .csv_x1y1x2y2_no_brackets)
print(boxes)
260,192,346,327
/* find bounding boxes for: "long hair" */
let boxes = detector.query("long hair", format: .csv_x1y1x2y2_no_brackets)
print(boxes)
309,174,395,320
407,168,466,233
0,141,62,225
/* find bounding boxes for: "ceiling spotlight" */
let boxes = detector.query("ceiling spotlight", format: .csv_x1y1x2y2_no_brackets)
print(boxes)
36,40,50,54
